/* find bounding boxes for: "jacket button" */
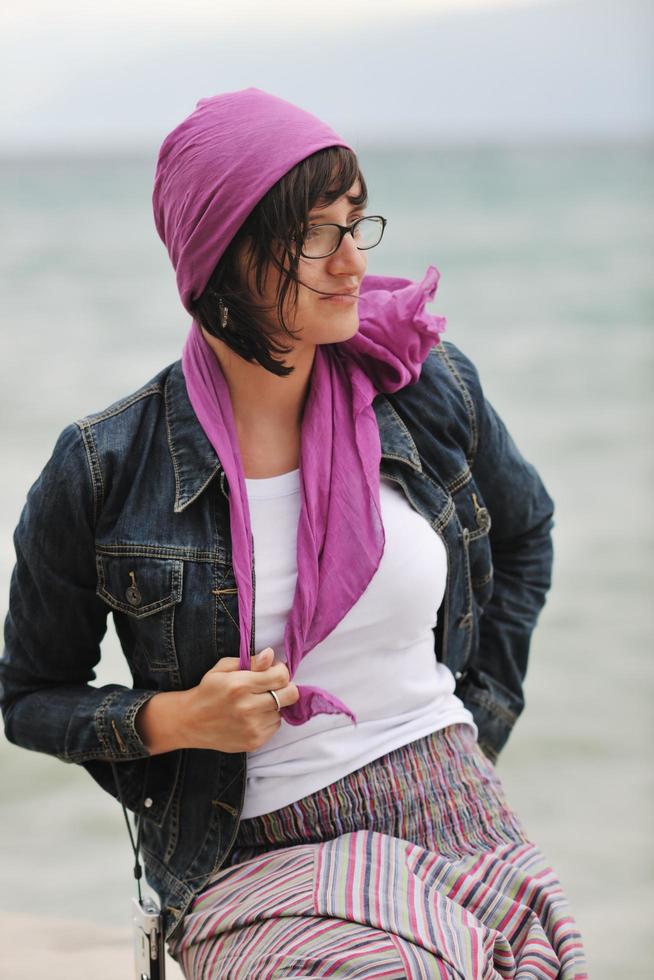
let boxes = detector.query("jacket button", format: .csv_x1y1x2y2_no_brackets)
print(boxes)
454,670,463,680
144,797,153,808
126,571,142,607
461,527,470,544
476,507,490,530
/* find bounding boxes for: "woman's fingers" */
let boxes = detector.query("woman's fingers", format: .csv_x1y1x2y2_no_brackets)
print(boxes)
178,644,299,752
204,650,296,703
262,681,300,711
248,649,300,708
190,647,300,752
248,658,292,694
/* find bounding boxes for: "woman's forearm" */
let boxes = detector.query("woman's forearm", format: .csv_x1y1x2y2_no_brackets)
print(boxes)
135,689,195,756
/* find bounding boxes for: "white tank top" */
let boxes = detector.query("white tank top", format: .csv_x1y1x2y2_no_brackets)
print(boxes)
241,467,477,818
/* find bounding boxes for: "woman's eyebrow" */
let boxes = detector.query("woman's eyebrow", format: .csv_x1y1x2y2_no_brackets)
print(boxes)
309,200,368,219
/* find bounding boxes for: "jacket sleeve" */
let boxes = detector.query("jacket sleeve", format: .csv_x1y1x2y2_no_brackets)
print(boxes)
0,423,156,767
444,343,555,762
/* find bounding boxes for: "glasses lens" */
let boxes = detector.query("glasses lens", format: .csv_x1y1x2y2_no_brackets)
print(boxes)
353,216,384,249
300,217,386,257
301,225,340,258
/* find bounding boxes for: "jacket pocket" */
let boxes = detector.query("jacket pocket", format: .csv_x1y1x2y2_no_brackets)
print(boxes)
95,553,184,674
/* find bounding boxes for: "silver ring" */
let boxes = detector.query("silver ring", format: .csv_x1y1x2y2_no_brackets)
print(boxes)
268,689,281,712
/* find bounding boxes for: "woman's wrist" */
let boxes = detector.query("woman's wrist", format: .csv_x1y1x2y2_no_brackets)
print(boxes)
135,688,196,755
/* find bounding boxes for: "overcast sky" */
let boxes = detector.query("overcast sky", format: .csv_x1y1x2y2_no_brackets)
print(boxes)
1,0,652,151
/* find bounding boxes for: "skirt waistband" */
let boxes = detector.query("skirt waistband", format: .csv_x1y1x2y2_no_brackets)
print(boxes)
227,723,527,867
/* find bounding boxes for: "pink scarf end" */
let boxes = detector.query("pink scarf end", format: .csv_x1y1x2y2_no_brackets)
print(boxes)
282,685,358,726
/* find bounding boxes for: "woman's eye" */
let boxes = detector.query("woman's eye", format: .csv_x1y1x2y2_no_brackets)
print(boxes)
304,227,320,240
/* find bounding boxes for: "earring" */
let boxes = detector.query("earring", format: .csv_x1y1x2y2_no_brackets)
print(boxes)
218,297,229,330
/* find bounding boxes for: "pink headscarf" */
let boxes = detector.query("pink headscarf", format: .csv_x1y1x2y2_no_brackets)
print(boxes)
153,88,446,725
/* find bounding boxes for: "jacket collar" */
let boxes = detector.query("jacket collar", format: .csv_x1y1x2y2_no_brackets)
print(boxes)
165,359,422,513
374,395,423,472
165,361,222,513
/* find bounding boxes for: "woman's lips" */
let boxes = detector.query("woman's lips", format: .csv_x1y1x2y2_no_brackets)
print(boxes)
321,291,359,303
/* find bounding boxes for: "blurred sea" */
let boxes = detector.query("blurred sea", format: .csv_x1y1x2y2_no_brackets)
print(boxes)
0,144,652,978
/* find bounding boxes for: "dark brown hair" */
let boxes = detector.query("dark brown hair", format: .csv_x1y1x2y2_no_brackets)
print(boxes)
189,146,368,377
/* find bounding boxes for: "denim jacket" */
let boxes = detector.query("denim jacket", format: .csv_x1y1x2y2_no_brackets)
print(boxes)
1,340,554,940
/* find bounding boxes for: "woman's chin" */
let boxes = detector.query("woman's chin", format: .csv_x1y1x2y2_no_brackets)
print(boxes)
292,306,360,347
318,308,360,342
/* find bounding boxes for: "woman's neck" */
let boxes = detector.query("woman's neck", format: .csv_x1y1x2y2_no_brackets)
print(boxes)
200,328,313,477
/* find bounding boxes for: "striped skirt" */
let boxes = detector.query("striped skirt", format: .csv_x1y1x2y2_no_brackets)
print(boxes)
170,724,588,978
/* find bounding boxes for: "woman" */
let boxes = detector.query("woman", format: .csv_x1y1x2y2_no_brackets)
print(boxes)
1,88,587,978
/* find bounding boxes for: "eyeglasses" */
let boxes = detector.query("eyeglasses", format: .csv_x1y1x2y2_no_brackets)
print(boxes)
298,215,387,259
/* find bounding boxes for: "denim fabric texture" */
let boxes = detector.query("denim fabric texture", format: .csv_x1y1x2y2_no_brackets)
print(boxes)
0,340,555,940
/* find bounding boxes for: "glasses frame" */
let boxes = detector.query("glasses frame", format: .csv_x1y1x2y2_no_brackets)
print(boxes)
298,215,388,259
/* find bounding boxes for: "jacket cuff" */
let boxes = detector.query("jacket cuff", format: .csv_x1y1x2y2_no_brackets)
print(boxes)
95,688,157,761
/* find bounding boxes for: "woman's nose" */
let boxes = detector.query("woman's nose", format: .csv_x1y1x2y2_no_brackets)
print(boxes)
327,231,367,275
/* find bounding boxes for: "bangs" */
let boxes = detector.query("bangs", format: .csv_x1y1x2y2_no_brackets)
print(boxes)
307,146,368,211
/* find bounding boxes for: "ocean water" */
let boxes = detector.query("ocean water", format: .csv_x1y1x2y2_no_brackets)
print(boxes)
0,144,652,977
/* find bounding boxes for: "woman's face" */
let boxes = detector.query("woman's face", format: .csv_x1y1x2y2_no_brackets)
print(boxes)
239,180,368,352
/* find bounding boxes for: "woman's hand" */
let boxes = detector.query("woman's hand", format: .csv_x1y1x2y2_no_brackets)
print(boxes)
135,648,299,755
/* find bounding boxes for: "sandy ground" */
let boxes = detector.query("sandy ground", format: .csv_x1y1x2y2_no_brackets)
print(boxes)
0,914,184,980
